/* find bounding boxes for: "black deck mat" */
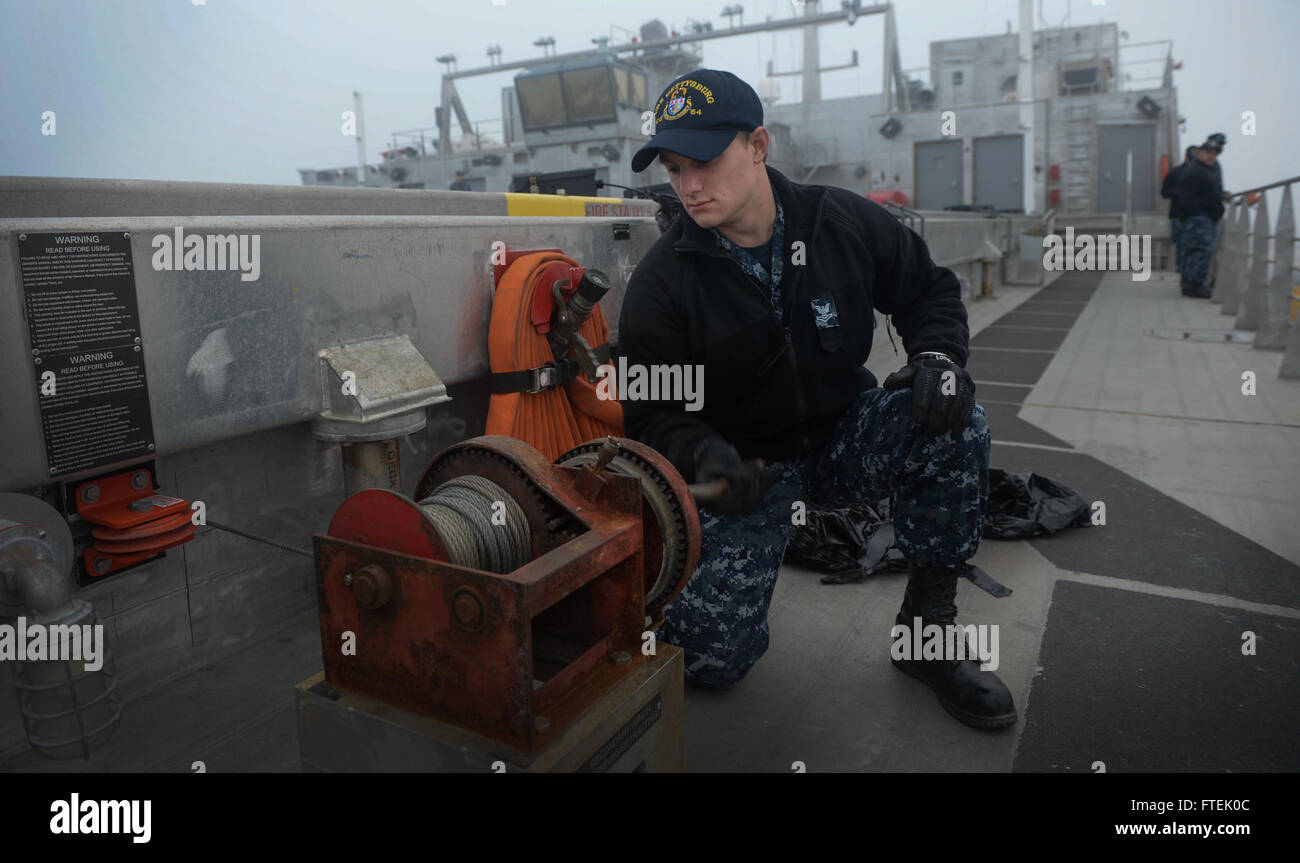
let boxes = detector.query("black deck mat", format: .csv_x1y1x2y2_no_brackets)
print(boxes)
975,382,1034,404
990,442,1300,607
982,402,1073,448
994,311,1079,329
972,326,1070,351
1013,579,1300,772
966,349,1054,385
1035,283,1099,294
1013,299,1092,314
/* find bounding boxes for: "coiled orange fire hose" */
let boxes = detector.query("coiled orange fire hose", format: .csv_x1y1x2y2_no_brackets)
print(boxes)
485,251,623,459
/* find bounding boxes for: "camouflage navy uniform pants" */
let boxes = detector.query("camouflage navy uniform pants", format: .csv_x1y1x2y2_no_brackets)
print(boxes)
1169,218,1184,271
1178,214,1217,285
659,386,991,687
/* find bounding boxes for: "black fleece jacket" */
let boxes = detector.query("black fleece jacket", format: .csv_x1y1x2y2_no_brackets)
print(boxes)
1169,159,1225,221
615,165,969,483
1160,161,1188,218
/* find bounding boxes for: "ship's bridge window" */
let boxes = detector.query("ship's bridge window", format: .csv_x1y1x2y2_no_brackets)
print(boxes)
630,71,646,109
562,66,616,123
1063,67,1097,90
612,68,647,109
614,67,629,104
1059,61,1102,95
517,73,567,128
518,65,623,129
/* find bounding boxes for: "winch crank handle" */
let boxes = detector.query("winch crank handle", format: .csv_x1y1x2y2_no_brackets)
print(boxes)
687,478,730,502
687,458,768,502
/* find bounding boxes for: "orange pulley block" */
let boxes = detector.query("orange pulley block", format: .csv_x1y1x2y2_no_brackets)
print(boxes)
74,468,196,577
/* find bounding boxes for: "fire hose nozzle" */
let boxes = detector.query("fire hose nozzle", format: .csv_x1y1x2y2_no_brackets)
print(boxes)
551,269,612,382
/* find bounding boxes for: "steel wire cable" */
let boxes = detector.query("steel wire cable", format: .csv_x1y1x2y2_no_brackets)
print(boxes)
438,476,531,566
417,476,531,572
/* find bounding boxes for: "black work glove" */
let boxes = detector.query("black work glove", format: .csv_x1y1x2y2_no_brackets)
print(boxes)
882,352,976,436
692,438,773,516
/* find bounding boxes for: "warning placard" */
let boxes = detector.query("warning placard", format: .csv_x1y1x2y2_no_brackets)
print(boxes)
18,231,156,477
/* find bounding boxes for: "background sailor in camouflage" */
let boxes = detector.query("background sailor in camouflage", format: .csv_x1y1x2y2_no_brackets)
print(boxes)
1169,137,1226,297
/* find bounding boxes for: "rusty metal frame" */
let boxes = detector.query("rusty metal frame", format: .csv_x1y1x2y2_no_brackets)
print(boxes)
313,442,647,754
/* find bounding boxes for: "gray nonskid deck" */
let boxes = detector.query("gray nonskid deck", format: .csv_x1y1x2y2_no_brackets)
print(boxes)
5,270,1297,773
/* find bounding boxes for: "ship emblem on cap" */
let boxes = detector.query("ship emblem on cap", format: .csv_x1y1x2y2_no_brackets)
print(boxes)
664,88,690,120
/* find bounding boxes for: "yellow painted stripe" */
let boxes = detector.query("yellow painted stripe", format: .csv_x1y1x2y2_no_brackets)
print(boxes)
504,193,590,217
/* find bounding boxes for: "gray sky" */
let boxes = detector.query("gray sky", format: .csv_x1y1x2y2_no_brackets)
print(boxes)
2,0,1295,193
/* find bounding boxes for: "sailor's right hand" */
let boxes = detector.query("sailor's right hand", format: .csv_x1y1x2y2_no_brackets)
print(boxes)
692,438,771,515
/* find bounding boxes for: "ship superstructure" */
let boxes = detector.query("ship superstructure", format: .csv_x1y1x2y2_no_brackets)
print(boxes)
301,0,1180,218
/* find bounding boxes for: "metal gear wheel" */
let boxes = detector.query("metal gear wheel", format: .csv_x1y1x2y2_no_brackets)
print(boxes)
555,438,699,623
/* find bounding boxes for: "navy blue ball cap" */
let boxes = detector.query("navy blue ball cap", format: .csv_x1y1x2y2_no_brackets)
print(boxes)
632,69,763,172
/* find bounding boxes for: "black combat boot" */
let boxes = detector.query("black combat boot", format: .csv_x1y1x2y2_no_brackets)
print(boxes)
892,560,1017,729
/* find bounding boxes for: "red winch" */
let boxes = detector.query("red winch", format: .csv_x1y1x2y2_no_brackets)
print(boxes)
312,434,700,753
